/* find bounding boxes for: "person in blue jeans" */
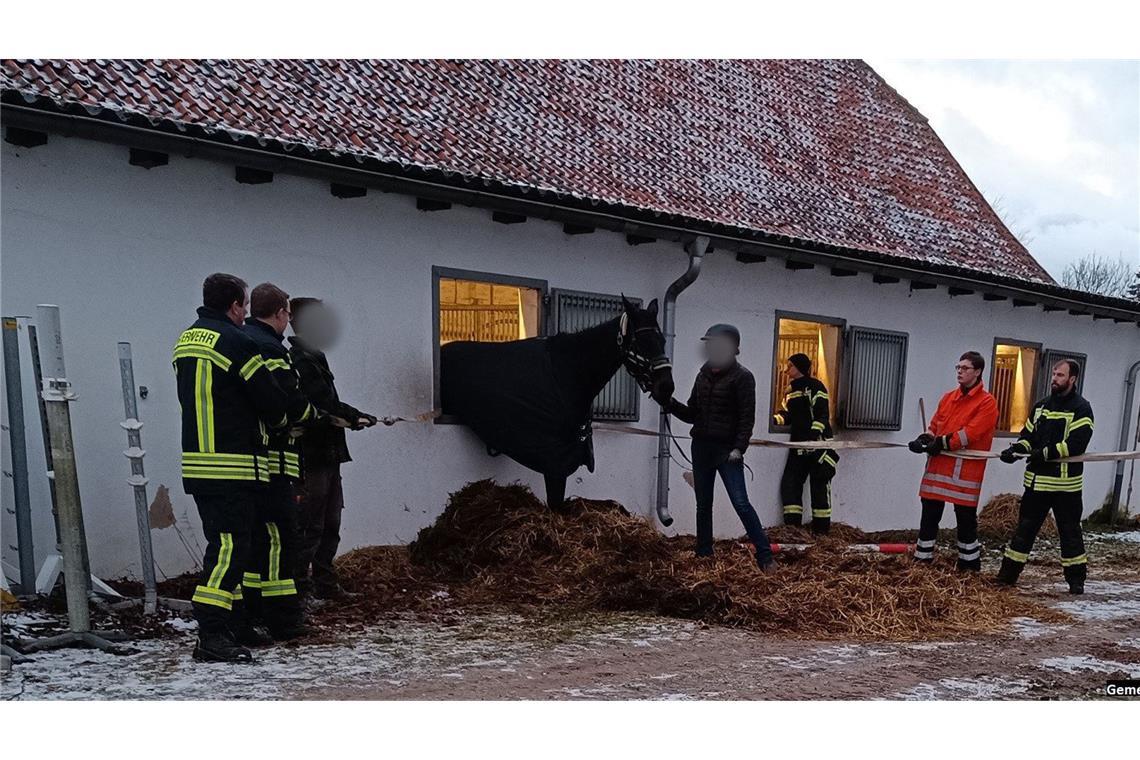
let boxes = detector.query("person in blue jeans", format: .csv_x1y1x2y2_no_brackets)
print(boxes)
661,324,774,571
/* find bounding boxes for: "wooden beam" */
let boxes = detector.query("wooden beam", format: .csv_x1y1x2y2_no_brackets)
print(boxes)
492,211,526,224
331,183,366,199
4,127,47,148
235,166,273,184
785,260,814,271
910,281,937,290
948,286,974,297
128,148,168,169
1043,305,1064,312
626,234,656,246
1012,298,1035,308
1068,309,1089,317
872,274,900,284
983,293,1008,301
735,252,766,264
563,223,595,235
830,267,858,277
416,197,450,211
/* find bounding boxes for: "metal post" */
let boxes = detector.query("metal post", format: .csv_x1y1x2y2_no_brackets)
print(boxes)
118,342,157,614
2,317,35,593
34,305,91,632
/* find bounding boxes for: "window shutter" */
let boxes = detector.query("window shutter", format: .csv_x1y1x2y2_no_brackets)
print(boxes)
550,289,641,422
842,326,909,430
1038,349,1087,398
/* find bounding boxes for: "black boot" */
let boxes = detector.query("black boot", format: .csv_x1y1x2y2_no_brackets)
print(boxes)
996,556,1023,586
956,558,981,572
811,518,830,536
1064,563,1087,595
193,630,253,663
233,622,275,647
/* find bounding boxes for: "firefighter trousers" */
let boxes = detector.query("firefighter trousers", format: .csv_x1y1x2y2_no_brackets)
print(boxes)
998,489,1087,588
780,449,837,533
191,489,257,637
915,498,980,570
244,478,302,629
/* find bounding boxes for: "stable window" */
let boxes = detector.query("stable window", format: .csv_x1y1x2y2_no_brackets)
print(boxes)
551,289,641,421
1038,349,1087,398
842,326,909,430
432,267,547,417
770,312,843,432
991,339,1041,435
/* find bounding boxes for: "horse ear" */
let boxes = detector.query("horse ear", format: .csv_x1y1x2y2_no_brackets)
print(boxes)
646,298,659,318
620,293,636,313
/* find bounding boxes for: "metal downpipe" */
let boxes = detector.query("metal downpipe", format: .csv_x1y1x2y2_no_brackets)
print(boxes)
655,236,709,527
1111,359,1140,522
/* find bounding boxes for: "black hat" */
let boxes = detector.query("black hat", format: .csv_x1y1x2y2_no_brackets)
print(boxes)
701,323,741,346
788,353,812,376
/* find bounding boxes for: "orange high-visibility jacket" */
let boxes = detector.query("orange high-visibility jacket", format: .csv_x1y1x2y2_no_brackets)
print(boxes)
919,382,999,508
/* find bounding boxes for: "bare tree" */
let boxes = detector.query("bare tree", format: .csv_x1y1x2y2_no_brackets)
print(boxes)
985,193,1036,246
1128,268,1140,301
1061,253,1135,298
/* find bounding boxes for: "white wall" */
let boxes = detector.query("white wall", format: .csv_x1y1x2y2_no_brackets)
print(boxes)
2,134,1138,579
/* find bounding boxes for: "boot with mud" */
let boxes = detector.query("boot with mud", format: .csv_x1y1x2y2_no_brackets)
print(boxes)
1064,561,1087,595
233,622,275,647
193,630,253,663
995,553,1025,586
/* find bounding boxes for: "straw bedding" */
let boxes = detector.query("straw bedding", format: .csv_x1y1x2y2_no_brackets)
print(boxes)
977,493,1057,542
335,480,1064,640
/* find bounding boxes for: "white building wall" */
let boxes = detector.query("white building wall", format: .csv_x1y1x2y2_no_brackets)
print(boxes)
2,135,1138,579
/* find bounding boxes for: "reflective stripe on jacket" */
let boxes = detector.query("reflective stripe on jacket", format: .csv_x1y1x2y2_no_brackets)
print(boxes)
1014,391,1094,493
918,382,999,508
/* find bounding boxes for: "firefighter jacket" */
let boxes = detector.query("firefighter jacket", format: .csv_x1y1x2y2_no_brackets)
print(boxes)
1012,390,1094,493
173,307,301,494
289,336,366,466
667,361,756,452
773,376,832,442
242,318,319,482
918,382,999,508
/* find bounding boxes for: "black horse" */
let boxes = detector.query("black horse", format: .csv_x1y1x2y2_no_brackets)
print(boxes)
440,296,674,508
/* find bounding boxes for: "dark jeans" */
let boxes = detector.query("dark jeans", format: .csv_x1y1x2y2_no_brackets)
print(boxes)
916,498,980,570
295,463,345,596
691,438,773,564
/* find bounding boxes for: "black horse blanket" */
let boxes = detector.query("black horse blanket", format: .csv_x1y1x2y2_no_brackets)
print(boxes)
440,338,595,478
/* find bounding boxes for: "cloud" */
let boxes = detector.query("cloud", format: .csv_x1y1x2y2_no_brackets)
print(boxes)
1037,212,1088,232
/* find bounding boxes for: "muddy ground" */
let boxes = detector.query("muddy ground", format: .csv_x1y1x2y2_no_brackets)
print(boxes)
3,531,1138,700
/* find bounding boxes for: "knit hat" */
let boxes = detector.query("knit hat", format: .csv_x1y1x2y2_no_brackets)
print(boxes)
788,353,812,376
701,323,741,346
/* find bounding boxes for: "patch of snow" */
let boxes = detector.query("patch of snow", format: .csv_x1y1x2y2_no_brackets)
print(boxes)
1040,655,1140,677
1054,597,1140,622
896,676,1032,700
1011,617,1070,640
163,617,198,632
1098,531,1140,544
1118,638,1140,650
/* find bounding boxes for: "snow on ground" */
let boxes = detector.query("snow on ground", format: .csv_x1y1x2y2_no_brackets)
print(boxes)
894,676,1033,700
1039,655,1140,678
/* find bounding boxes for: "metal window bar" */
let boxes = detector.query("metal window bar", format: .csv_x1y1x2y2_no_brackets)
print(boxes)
1039,349,1087,398
843,326,908,430
551,289,640,422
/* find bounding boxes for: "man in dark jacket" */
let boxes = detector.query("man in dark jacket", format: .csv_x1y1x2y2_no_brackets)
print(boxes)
996,358,1094,594
665,324,774,570
288,297,377,600
773,353,838,534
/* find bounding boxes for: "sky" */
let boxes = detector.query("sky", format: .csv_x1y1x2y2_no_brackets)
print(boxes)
867,59,1139,284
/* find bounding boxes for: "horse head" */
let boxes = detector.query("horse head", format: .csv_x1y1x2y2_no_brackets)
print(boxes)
619,295,675,404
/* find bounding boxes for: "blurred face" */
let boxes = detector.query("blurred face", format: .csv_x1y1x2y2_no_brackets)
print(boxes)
702,335,737,369
293,303,341,350
955,358,981,388
785,359,802,380
1051,362,1076,395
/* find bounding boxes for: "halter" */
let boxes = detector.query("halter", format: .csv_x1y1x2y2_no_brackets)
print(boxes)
618,312,672,392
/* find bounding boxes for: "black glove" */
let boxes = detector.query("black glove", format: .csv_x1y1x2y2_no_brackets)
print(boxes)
908,433,935,454
925,436,945,456
1029,448,1048,465
999,446,1020,464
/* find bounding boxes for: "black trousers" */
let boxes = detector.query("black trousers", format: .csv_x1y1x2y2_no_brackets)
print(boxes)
295,463,345,595
998,489,1087,588
245,478,302,628
191,489,257,636
915,498,980,570
779,450,837,533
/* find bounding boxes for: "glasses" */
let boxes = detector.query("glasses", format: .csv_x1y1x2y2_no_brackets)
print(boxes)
955,364,978,372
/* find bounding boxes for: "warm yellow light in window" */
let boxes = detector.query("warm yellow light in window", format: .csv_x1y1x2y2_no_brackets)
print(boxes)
773,318,840,427
992,343,1039,432
438,278,540,344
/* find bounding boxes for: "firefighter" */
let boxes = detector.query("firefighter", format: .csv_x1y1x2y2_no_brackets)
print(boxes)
665,324,774,571
773,353,838,534
289,298,378,603
906,351,998,571
996,358,1093,594
174,273,305,662
241,283,325,640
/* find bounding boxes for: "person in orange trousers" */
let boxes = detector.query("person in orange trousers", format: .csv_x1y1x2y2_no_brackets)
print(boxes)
906,351,999,571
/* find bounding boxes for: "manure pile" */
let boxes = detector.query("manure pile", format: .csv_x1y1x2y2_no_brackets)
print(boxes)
336,480,1062,640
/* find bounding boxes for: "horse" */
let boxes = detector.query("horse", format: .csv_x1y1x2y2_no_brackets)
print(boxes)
440,296,674,508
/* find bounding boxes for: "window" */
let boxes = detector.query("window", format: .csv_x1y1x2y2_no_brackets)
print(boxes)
991,339,1041,434
432,267,547,417
842,326,909,430
771,312,843,431
1038,349,1087,398
550,289,640,421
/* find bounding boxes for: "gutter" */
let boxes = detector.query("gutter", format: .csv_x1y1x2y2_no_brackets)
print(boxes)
4,100,1139,324
1111,359,1140,522
655,237,708,527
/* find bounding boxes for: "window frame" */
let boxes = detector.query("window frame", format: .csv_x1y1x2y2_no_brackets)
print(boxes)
989,336,1043,438
840,324,910,431
432,265,549,424
1038,349,1088,399
769,310,847,434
